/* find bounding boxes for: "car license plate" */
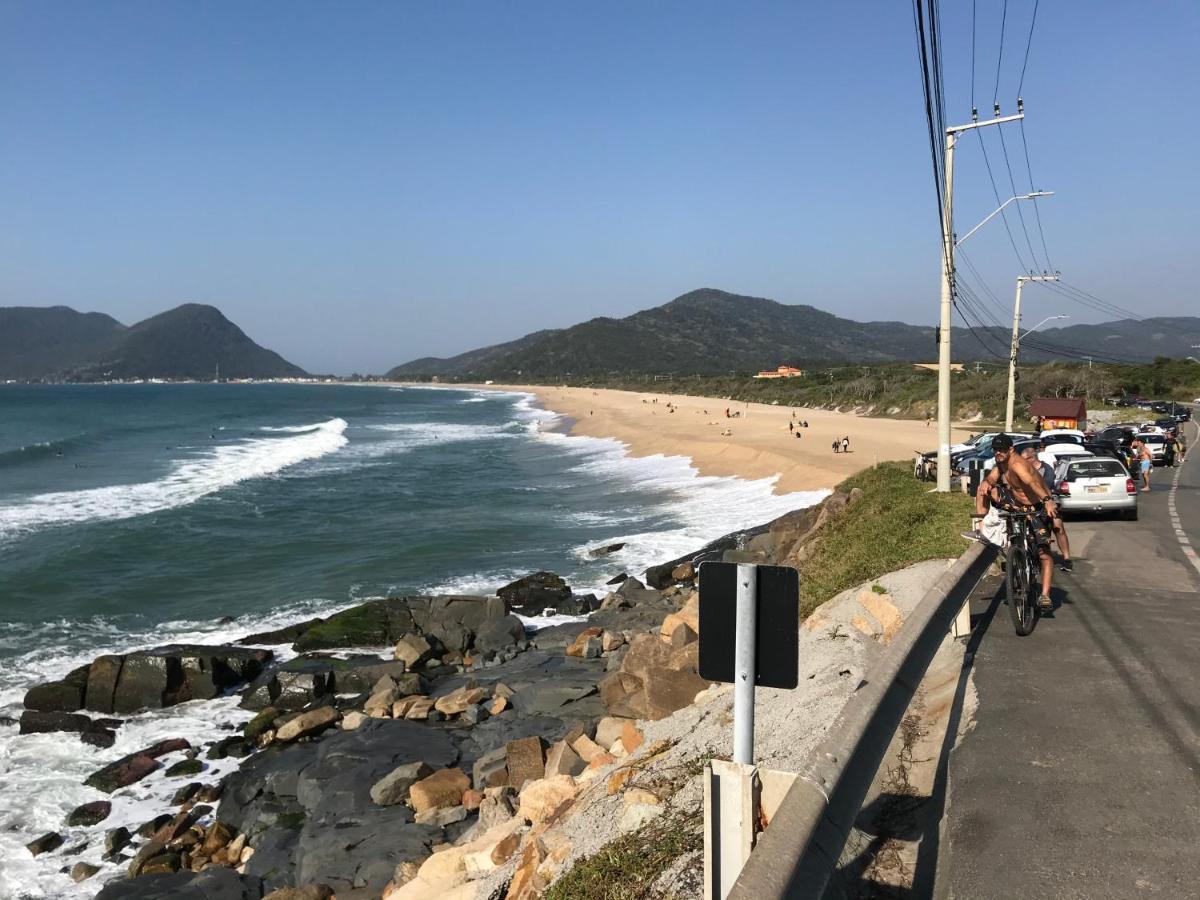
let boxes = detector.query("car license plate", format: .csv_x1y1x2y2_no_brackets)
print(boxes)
1086,485,1109,494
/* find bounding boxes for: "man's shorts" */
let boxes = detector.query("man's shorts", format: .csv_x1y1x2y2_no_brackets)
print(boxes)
1140,459,1152,473
1030,512,1054,548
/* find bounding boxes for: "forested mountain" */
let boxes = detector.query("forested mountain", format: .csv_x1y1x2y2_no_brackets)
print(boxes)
0,304,307,381
387,288,1200,379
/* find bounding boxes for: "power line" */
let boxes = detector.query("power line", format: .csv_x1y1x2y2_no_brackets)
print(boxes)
993,0,1008,106
975,129,1031,272
998,125,1044,270
1019,121,1054,270
1017,0,1040,98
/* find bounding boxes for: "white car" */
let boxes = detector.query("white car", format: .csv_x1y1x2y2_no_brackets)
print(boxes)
1135,433,1168,464
1040,442,1093,468
1040,428,1086,443
1053,456,1137,519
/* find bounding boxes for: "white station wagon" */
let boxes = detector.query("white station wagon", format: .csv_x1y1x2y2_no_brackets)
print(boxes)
1053,456,1138,520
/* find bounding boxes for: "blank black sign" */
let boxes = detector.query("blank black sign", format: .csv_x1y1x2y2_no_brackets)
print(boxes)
697,562,799,689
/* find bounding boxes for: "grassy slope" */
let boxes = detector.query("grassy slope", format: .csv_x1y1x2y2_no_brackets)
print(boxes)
796,462,973,617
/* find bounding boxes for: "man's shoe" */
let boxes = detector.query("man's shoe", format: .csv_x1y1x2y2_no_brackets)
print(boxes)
1059,558,1074,573
1037,595,1053,612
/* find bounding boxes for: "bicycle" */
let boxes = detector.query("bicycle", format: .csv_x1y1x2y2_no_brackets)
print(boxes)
998,508,1042,636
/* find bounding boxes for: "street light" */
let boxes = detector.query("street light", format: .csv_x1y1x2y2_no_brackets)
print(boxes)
1005,300,1069,431
956,191,1054,247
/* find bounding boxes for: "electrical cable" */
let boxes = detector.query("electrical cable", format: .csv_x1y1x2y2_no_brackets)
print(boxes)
993,0,1008,106
1019,121,1054,270
975,130,1031,272
998,125,1044,270
1017,0,1040,98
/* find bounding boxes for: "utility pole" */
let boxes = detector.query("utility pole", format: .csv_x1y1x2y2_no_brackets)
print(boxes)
1005,275,1064,431
936,103,1025,491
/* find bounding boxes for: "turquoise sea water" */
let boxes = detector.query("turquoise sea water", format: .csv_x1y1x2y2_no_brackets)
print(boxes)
0,383,824,897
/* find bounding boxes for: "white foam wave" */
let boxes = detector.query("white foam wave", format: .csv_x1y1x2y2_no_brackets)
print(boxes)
0,419,348,540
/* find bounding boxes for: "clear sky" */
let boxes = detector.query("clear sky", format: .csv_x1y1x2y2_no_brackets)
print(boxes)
2,2,1196,374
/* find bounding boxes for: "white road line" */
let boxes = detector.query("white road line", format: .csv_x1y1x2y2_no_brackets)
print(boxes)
1167,422,1200,579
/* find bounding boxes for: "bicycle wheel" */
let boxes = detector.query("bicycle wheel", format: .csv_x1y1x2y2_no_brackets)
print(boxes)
1006,539,1036,636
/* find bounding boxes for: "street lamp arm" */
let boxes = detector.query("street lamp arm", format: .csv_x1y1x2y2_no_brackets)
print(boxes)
956,191,1054,247
1018,314,1069,342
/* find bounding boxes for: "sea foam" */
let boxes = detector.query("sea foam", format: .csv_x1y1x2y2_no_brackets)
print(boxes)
0,418,348,541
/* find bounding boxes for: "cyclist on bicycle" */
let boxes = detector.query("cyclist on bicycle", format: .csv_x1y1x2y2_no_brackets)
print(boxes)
1020,443,1073,573
967,433,1059,611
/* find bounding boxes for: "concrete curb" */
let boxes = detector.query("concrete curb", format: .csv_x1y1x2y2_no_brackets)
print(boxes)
728,541,997,900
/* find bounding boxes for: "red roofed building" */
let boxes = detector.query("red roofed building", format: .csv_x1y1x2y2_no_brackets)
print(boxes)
754,365,805,379
1029,397,1087,431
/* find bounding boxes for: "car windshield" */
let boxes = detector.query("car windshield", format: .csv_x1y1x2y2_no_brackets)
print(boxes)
1137,434,1164,444
1068,460,1127,478
1043,434,1083,446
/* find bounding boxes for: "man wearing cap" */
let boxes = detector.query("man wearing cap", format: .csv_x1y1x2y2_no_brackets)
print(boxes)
964,433,1059,611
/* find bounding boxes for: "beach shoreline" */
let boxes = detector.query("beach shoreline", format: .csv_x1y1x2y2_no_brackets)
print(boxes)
445,382,974,494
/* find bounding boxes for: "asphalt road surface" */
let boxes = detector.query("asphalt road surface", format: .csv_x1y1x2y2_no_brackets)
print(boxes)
937,425,1200,899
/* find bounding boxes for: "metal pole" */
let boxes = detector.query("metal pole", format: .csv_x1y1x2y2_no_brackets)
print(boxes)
733,563,757,765
1006,277,1025,432
936,131,956,491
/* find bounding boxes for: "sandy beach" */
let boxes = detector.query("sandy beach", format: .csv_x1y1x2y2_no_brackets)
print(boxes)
478,384,974,494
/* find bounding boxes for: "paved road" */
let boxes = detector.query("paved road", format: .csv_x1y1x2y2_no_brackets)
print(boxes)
937,425,1200,900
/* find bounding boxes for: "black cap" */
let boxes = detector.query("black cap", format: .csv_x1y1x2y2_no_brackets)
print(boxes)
992,433,1014,452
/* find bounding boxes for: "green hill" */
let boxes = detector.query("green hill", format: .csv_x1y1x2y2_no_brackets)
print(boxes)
0,304,307,381
385,288,1200,378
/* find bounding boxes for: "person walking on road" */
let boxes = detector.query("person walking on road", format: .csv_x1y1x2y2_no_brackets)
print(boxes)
1021,444,1073,572
1131,438,1153,492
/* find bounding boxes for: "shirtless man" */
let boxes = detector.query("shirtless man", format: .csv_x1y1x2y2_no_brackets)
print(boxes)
965,434,1060,611
1131,438,1153,492
1021,444,1073,572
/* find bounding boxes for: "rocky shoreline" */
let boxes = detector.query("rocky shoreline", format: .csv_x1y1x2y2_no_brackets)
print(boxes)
15,487,871,900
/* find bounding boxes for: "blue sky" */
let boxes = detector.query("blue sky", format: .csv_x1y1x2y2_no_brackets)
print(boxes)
2,2,1196,373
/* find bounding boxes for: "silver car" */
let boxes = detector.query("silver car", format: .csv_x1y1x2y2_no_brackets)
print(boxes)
1053,456,1138,520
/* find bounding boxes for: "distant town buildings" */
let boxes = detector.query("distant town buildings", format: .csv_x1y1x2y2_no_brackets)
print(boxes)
754,365,805,379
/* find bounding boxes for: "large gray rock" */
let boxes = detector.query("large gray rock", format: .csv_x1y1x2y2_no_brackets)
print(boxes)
23,664,89,712
291,595,506,653
496,572,571,612
473,615,526,655
94,866,263,899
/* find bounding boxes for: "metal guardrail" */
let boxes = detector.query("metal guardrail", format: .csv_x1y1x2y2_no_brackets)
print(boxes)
727,541,997,900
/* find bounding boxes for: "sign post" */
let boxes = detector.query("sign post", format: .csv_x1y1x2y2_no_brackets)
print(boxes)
699,562,799,899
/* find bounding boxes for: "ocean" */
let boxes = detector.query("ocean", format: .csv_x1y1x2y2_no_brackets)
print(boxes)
0,383,825,897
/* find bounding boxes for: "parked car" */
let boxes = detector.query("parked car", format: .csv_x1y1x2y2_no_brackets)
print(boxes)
1053,456,1138,520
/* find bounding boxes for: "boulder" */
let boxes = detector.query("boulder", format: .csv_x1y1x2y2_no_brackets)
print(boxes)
587,542,626,559
104,827,132,859
473,746,508,790
670,562,696,582
409,768,470,814
127,839,167,876
564,628,603,659
67,800,112,827
26,832,64,856
553,593,601,616
543,740,585,778
433,686,488,716
170,781,202,805
237,617,325,646
517,775,578,826
292,595,505,653
497,572,571,612
600,631,625,653
594,717,627,750
477,787,519,831
85,752,160,793
370,762,434,807
639,667,711,720
414,804,467,827
393,635,435,669
660,595,700,640
275,706,340,742
71,862,101,882
23,664,89,712
620,634,675,681
404,697,435,720
667,622,698,647
473,615,526,654
570,734,607,764
505,736,545,789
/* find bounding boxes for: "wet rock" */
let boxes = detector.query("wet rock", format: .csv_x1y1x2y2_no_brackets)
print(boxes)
244,707,279,741
23,664,89,712
238,617,325,646
497,572,571,612
140,851,182,876
26,831,64,856
71,861,101,882
275,706,340,742
80,728,118,749
165,759,204,778
587,542,626,559
104,826,132,859
606,572,629,586
292,594,505,654
171,782,203,805
67,800,112,827
19,710,94,735
554,593,601,615
207,735,250,760
472,615,526,654
86,753,159,793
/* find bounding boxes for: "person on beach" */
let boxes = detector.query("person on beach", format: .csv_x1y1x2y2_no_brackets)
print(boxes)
803,420,809,428
1131,438,1153,491
795,430,802,439
832,440,840,453
842,436,850,453
789,421,794,433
